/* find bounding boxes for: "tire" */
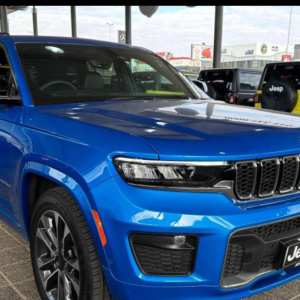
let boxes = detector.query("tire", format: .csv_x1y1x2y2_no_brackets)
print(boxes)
260,79,298,112
30,187,112,300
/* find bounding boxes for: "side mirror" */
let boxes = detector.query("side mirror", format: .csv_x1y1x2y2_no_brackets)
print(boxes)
192,80,208,93
0,96,22,106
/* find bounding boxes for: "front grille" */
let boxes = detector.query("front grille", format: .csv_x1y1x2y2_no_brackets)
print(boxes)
251,215,300,239
235,155,300,200
223,243,244,278
133,244,193,275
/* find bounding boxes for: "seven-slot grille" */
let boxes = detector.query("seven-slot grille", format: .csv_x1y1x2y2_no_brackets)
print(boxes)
235,155,300,200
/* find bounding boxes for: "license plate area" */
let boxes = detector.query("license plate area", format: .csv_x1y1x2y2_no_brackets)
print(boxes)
281,238,300,270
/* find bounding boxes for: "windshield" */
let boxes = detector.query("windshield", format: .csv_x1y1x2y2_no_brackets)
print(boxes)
16,43,203,106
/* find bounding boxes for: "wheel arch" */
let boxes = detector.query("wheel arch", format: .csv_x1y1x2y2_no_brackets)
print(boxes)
20,161,109,269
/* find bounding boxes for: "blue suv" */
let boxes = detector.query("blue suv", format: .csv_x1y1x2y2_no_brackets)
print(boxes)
1,35,300,300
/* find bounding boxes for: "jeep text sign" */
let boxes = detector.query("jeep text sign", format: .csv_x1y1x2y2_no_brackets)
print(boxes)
269,86,284,93
283,239,300,270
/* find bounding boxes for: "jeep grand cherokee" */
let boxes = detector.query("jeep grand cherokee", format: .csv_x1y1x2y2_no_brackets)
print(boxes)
0,35,300,300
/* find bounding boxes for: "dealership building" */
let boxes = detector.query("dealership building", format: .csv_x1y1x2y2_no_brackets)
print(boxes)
221,43,294,69
162,43,295,72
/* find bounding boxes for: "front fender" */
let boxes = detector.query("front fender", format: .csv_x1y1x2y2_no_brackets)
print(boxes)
20,161,109,269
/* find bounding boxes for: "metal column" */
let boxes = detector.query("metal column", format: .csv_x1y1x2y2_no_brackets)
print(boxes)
32,6,38,36
125,6,131,45
213,6,223,68
0,6,8,33
71,6,77,38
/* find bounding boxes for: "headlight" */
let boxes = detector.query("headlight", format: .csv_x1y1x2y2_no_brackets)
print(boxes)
114,157,233,189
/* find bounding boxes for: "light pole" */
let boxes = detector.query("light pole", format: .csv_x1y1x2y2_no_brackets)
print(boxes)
106,23,114,41
213,6,223,68
286,6,293,53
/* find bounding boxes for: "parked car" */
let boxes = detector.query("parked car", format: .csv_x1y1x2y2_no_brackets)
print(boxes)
254,62,300,114
199,68,262,106
2,34,300,300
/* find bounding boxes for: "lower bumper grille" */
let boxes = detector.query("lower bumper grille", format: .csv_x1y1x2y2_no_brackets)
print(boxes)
223,244,244,278
133,244,193,275
260,256,275,269
222,215,300,288
251,215,300,239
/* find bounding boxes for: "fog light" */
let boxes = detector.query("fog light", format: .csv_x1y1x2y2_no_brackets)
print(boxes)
174,235,186,246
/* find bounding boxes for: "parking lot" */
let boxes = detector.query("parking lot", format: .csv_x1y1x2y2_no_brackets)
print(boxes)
0,219,299,300
0,219,40,300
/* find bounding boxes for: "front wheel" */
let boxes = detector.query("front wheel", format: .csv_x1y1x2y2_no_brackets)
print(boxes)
30,187,112,300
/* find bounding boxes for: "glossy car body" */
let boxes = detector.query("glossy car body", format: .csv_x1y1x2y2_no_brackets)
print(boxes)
2,35,300,300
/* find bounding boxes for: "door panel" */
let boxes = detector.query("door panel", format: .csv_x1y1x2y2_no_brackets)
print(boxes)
0,45,23,221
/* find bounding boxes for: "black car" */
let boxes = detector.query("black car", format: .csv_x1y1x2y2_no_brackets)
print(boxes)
199,68,262,106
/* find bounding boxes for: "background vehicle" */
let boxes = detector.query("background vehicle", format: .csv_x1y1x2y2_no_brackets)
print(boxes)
199,68,262,106
254,62,300,114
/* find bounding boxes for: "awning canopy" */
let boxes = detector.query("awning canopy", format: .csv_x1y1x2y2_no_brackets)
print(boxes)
7,6,28,14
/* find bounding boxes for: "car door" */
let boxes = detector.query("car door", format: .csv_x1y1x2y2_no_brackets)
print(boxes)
0,44,22,221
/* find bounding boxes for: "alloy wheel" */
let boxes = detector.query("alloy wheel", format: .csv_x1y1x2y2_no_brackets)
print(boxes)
35,210,80,300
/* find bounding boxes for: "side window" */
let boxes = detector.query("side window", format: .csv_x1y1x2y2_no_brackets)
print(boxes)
0,48,12,96
240,72,261,90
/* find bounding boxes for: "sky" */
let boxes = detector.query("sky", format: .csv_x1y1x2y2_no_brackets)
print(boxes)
7,6,299,57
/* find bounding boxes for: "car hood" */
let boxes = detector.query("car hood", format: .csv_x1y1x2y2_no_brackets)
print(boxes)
39,99,300,160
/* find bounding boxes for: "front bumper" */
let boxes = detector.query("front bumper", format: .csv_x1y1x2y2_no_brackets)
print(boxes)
90,175,300,300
